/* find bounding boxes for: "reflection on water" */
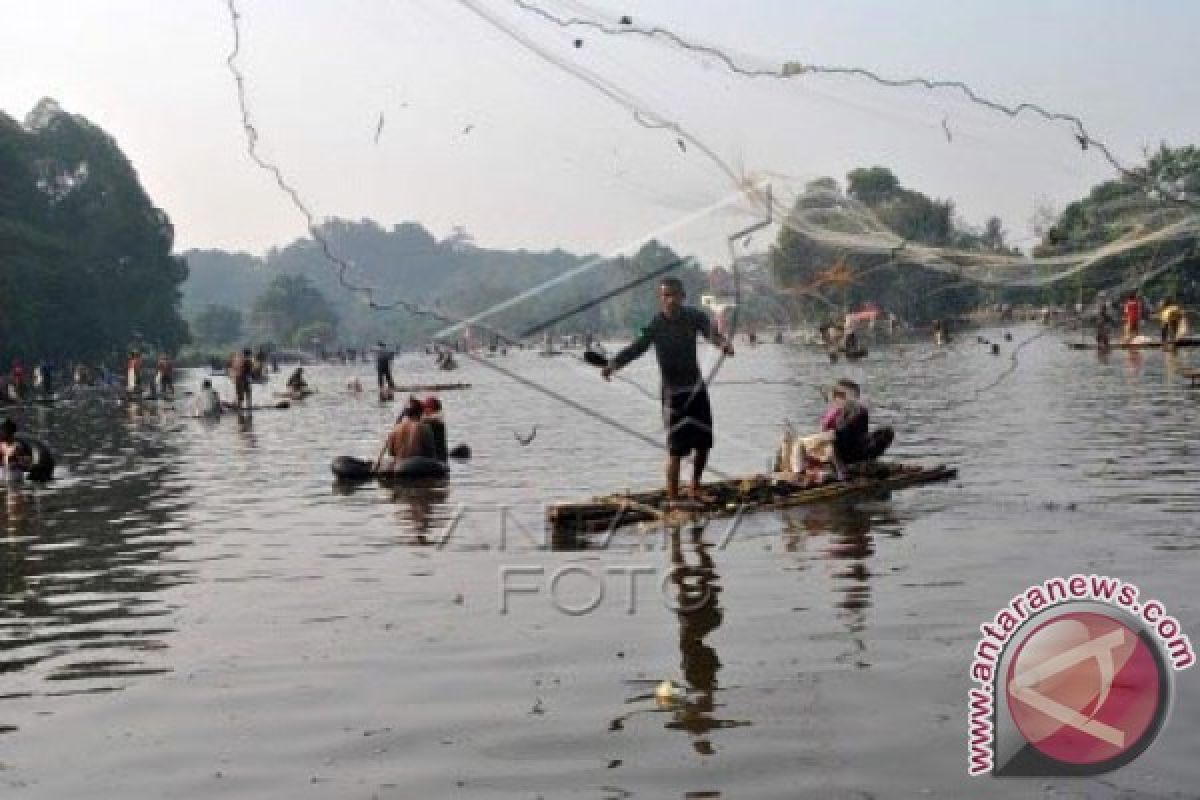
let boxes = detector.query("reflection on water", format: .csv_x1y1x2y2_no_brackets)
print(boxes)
780,502,898,670
609,524,750,758
1,333,1199,797
664,525,750,750
388,485,452,544
0,407,191,723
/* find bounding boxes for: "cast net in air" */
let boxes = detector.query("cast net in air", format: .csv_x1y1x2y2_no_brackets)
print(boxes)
224,0,1200,337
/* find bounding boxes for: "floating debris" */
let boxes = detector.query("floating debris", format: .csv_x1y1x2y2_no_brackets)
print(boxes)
655,680,685,709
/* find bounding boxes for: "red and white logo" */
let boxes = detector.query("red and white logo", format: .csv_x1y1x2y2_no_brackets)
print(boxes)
1005,611,1167,771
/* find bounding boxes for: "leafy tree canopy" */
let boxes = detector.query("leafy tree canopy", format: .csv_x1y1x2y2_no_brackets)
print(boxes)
0,98,189,365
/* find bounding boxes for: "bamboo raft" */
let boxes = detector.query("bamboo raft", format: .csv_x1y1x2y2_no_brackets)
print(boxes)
547,461,957,535
1066,338,1200,351
389,382,472,393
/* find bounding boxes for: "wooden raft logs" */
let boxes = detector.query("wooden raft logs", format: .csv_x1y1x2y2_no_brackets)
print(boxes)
383,383,472,394
546,462,957,534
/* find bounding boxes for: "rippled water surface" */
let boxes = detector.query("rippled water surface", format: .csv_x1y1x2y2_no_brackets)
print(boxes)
2,326,1198,798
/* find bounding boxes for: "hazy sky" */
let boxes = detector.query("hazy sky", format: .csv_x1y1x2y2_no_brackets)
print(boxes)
3,0,1198,266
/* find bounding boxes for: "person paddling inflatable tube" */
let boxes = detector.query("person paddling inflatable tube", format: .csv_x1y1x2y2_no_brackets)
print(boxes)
0,419,55,482
15,434,55,481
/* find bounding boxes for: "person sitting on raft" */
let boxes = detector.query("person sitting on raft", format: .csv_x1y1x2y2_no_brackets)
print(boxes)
192,379,223,419
421,396,448,463
823,380,893,477
286,367,309,393
0,418,32,476
375,397,435,472
779,380,893,483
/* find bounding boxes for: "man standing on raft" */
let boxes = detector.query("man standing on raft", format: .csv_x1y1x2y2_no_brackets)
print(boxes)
602,277,734,506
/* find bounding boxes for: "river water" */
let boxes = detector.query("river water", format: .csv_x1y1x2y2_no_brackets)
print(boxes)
1,325,1198,798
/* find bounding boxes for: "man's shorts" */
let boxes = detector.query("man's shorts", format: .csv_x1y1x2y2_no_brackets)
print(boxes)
662,385,714,457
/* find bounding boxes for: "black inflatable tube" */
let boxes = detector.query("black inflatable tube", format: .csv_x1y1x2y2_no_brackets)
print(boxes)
332,455,449,484
14,433,55,482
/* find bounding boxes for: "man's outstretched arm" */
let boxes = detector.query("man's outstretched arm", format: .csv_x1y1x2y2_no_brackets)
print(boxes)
603,322,655,380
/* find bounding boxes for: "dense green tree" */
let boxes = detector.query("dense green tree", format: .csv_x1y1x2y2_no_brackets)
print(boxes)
847,167,900,207
0,99,189,365
251,274,338,345
770,168,983,323
1030,143,1200,302
980,217,1008,253
191,304,243,347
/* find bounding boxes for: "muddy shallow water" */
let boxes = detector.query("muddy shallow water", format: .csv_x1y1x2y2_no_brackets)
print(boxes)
2,326,1198,798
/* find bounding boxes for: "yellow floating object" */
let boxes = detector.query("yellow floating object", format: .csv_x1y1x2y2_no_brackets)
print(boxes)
655,679,685,708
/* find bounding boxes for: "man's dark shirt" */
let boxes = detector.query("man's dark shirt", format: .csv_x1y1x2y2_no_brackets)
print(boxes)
611,307,715,390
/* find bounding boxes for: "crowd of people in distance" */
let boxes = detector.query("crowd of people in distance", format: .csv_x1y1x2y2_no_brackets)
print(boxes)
0,351,180,404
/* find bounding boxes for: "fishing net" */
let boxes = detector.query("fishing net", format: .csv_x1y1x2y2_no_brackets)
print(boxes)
224,0,1200,334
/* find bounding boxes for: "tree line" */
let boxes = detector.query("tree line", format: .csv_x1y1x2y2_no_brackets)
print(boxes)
768,149,1199,324
183,223,724,350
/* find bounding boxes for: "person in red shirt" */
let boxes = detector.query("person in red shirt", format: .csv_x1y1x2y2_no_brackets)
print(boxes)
10,360,25,400
126,350,144,393
1122,293,1142,342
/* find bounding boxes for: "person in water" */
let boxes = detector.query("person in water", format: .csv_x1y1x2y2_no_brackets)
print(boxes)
435,348,457,370
192,379,222,419
1122,292,1143,342
156,353,174,397
233,348,254,410
10,360,27,401
126,350,144,394
1160,297,1185,346
254,347,269,381
33,362,54,399
375,342,397,397
375,397,435,471
602,277,734,505
1096,302,1113,351
286,367,309,392
421,396,449,463
0,418,31,474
